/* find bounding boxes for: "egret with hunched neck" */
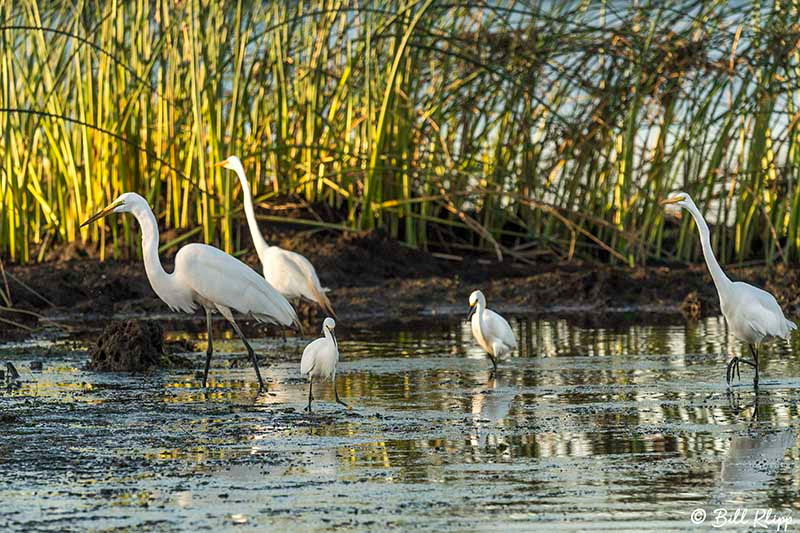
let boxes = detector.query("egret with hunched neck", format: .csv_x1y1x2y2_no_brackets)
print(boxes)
468,290,518,373
300,317,348,412
215,156,336,318
661,192,796,386
81,192,300,391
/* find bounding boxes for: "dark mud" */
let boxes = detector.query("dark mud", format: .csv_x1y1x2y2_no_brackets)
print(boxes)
88,320,192,372
2,229,800,341
1,317,799,531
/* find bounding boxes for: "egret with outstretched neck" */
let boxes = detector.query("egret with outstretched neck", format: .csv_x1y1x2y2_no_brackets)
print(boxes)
215,156,335,318
81,192,300,391
468,290,518,373
661,192,795,386
300,317,348,412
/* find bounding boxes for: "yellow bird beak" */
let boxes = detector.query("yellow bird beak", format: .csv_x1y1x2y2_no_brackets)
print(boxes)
213,159,228,168
660,196,683,206
80,200,123,228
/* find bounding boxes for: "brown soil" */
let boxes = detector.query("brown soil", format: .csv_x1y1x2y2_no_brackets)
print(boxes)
3,229,800,340
88,320,192,372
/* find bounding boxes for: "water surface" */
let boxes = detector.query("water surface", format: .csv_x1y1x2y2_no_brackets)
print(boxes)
1,315,798,531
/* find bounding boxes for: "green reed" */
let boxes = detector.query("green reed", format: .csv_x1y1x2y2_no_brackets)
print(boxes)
1,0,800,267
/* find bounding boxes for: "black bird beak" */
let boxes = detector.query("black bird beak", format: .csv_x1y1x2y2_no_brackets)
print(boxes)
467,303,476,321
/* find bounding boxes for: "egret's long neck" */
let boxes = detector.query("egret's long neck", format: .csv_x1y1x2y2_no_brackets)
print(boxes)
686,202,732,296
476,300,488,330
132,204,176,300
233,165,270,264
324,328,338,352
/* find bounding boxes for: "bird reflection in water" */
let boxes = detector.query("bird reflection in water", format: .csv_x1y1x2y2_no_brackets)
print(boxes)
719,391,796,491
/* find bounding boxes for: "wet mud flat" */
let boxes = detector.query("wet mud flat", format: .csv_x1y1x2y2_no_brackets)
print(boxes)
2,316,800,531
4,229,800,341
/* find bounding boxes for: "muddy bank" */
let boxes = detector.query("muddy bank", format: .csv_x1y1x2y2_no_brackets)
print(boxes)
2,229,799,339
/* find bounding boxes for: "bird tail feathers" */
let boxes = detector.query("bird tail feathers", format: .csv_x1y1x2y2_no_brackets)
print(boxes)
312,284,336,319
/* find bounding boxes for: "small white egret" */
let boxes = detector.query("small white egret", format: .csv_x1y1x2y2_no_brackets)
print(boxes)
81,192,300,391
215,156,335,318
661,192,796,386
467,290,518,372
299,317,348,412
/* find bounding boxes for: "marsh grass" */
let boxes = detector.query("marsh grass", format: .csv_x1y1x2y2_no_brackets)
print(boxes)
2,1,800,267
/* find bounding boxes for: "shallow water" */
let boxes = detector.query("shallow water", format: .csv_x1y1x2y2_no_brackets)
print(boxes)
1,315,799,531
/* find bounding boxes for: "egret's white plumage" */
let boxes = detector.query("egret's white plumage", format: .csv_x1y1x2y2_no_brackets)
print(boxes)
216,156,335,317
468,290,518,372
662,192,796,386
81,192,299,391
299,317,348,411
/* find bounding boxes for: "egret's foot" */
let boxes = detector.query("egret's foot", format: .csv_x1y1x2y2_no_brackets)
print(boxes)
336,398,350,409
304,404,313,413
726,357,740,386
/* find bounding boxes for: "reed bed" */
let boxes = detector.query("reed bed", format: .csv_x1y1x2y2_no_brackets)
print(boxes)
2,0,800,267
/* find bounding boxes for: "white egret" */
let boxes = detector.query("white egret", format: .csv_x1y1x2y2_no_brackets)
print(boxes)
215,156,335,318
467,290,518,372
81,192,300,391
661,192,796,386
299,317,348,412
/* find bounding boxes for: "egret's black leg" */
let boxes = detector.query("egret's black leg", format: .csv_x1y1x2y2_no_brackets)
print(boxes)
305,379,313,412
334,374,349,408
726,356,739,386
229,318,267,392
203,309,214,388
750,344,760,387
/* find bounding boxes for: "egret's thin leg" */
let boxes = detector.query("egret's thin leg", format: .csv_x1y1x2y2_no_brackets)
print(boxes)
750,344,760,387
203,308,214,388
726,356,739,386
305,379,313,412
228,318,267,392
334,374,349,408
490,355,498,374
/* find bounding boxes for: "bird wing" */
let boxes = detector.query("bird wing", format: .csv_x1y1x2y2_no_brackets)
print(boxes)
268,247,335,317
175,243,299,327
300,337,325,375
733,282,796,340
484,308,518,351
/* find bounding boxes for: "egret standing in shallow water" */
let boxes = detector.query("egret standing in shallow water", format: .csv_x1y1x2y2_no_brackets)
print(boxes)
468,290,518,373
300,317,348,412
215,156,335,318
81,192,300,391
661,192,796,386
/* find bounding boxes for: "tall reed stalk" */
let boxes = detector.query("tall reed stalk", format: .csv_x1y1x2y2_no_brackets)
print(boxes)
2,1,800,267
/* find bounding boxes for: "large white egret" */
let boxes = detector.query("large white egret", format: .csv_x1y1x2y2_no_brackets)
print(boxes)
215,156,336,318
299,317,348,412
81,192,300,391
661,192,796,386
467,290,518,372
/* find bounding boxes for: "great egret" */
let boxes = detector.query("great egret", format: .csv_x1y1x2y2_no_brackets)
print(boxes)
215,156,336,318
661,192,796,386
81,192,300,391
468,290,518,372
299,317,348,412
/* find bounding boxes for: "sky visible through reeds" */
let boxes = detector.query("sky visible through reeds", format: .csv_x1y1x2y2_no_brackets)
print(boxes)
2,0,800,267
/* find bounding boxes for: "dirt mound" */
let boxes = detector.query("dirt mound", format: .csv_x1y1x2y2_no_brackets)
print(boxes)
680,291,702,321
88,320,191,372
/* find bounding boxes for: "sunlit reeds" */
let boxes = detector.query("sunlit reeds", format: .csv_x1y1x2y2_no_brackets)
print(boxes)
2,1,800,266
